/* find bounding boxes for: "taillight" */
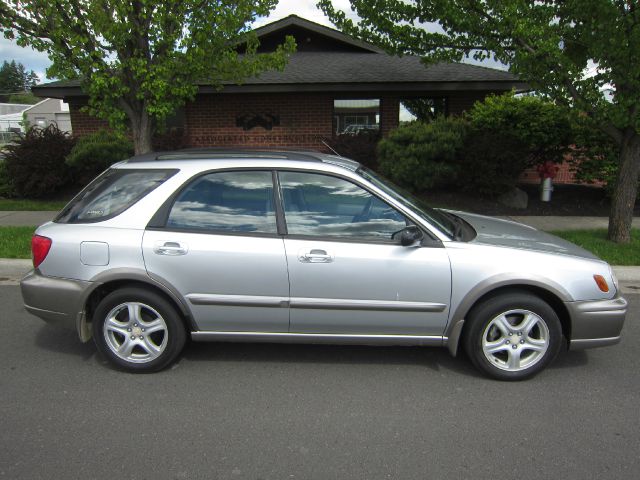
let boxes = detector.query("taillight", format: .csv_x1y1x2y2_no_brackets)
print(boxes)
31,235,52,268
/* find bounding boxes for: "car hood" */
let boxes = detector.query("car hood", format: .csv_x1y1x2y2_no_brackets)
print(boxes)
449,211,600,261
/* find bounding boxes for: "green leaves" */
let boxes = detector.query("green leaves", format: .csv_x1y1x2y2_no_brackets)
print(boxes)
0,0,295,153
378,94,576,196
319,0,640,137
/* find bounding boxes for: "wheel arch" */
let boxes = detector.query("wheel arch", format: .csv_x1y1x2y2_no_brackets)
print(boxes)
78,269,195,342
446,279,572,357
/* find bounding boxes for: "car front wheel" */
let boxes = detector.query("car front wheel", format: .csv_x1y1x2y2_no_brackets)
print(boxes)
463,292,562,381
92,287,187,373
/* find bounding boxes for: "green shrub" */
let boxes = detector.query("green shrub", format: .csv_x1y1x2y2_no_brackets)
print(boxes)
325,130,380,169
452,92,574,196
377,116,467,191
0,159,13,198
378,94,574,196
3,125,75,198
456,128,530,196
468,92,573,165
66,130,133,185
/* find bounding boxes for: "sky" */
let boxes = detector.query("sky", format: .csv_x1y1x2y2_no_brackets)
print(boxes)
0,0,501,84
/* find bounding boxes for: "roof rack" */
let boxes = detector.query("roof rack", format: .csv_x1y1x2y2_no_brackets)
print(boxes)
126,148,325,163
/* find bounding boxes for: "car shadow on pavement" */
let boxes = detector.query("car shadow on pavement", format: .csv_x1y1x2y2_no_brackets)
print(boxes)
32,324,590,377
549,347,589,370
182,341,485,378
184,341,590,372
34,324,95,361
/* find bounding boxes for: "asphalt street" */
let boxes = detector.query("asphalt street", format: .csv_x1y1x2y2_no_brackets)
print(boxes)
1,286,639,480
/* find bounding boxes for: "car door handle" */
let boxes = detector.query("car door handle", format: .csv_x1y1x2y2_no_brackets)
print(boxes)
154,241,188,256
299,249,333,263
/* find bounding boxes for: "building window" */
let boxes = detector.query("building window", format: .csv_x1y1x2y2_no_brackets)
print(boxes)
334,99,380,135
399,97,447,124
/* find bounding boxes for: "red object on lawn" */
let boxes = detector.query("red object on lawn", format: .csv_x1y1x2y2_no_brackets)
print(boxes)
537,161,560,179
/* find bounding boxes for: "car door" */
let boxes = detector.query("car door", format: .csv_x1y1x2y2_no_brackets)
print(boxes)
278,170,451,337
143,170,289,332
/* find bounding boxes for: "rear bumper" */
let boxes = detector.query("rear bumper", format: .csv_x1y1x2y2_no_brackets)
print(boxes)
565,295,627,350
20,269,90,331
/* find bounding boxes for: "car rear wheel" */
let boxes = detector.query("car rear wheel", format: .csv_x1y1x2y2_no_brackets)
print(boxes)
92,287,187,373
463,292,562,381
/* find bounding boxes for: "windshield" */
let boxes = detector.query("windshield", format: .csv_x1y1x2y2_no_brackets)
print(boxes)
357,167,457,238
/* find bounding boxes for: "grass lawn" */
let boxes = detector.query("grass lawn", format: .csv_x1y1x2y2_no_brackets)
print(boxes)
0,199,67,211
0,226,35,259
551,228,640,266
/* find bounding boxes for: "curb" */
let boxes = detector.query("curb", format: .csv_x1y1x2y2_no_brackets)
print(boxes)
0,259,32,285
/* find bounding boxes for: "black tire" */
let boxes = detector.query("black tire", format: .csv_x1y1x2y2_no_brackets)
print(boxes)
463,292,562,381
92,287,187,373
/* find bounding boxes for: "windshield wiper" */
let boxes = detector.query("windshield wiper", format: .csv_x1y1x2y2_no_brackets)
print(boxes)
441,211,464,241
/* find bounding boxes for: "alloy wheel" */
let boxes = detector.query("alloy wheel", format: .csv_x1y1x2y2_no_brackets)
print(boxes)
481,309,550,372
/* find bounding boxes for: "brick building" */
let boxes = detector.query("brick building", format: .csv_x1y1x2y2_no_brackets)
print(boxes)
32,15,526,150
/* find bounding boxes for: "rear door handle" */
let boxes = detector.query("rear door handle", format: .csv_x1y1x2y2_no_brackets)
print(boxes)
154,241,188,256
299,249,333,263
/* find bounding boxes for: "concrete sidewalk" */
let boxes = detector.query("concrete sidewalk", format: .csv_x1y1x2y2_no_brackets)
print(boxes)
0,210,56,226
0,259,32,285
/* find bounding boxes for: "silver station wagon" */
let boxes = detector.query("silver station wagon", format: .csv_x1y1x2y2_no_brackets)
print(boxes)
21,149,627,380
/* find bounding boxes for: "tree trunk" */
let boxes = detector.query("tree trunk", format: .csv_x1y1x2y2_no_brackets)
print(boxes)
130,109,154,155
608,133,640,243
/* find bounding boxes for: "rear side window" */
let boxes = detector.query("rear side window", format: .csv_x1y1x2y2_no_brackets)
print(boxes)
166,171,277,234
55,169,176,223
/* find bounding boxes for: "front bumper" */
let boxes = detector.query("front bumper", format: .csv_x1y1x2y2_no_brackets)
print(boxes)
565,295,628,350
20,269,90,331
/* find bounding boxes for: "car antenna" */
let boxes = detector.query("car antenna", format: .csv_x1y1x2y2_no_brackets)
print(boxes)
321,139,342,157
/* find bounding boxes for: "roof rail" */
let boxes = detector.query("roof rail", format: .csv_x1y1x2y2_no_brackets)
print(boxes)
126,148,325,163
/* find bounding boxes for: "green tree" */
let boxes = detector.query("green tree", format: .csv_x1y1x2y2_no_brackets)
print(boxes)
467,92,573,166
0,60,38,95
65,129,134,185
8,92,40,104
319,0,640,243
1,1,295,155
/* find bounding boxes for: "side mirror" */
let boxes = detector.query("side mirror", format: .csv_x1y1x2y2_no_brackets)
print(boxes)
393,225,424,246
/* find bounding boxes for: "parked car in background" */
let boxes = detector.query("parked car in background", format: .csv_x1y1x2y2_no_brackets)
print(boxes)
341,124,380,135
21,149,627,380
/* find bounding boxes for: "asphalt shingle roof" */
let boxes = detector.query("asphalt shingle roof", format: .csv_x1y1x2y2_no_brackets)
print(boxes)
220,52,519,85
35,52,521,96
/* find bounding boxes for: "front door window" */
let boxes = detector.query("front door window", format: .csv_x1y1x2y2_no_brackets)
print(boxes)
278,171,407,241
